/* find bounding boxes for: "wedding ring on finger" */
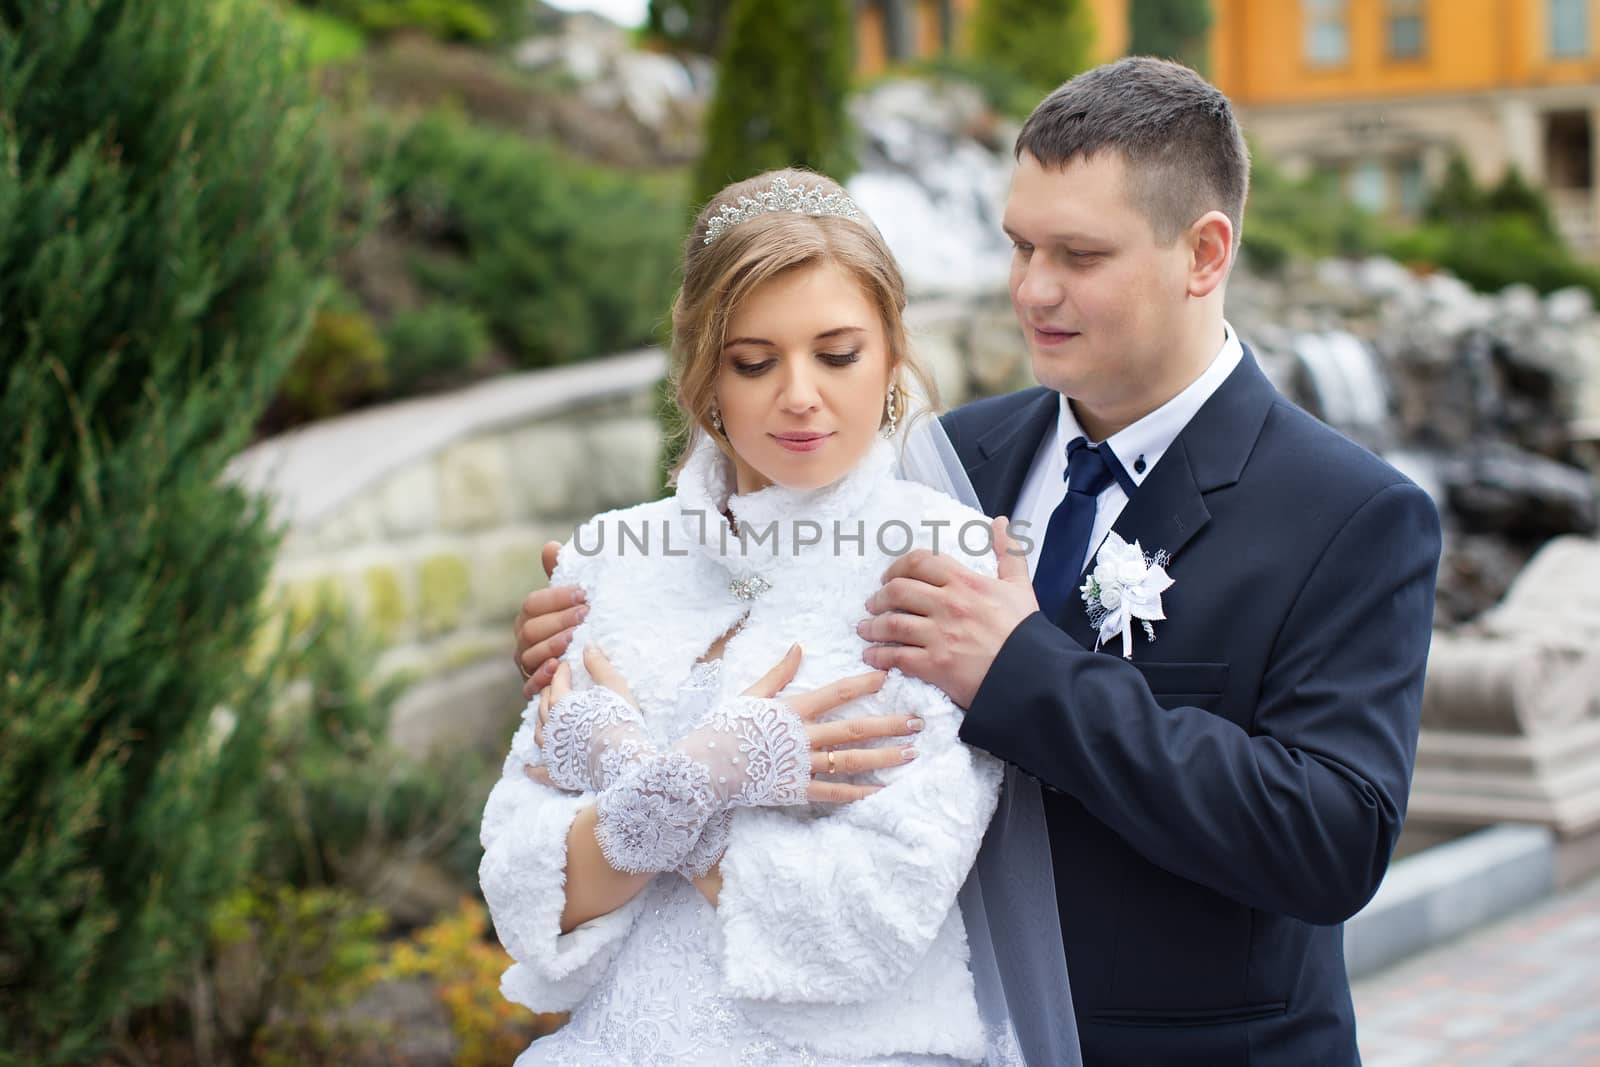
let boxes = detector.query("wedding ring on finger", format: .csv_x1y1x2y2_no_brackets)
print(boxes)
826,750,837,776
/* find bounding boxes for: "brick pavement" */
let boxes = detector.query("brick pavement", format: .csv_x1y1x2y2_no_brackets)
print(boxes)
1353,874,1600,1066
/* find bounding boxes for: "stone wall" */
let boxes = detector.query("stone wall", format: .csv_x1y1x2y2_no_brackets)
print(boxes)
230,350,669,754
226,302,1028,755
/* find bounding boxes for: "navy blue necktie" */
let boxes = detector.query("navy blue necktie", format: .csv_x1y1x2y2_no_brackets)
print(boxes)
1033,437,1118,621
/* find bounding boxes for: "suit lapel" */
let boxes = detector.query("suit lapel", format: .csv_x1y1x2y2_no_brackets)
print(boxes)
1058,347,1280,637
966,389,1058,518
1086,437,1210,594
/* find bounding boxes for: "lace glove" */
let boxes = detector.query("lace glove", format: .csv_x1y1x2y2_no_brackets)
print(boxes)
594,696,812,875
539,687,655,792
532,686,742,880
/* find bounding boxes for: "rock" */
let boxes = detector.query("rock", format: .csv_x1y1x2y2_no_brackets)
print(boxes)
1353,255,1418,301
339,976,456,1067
965,306,1031,395
390,655,525,760
1547,286,1596,325
509,13,708,165
418,552,472,636
362,562,414,644
376,462,439,539
581,416,663,513
1497,282,1544,324
1432,531,1532,625
1438,444,1597,541
367,857,473,928
471,530,546,624
610,51,708,154
907,320,970,408
1418,273,1494,338
437,438,510,532
1481,535,1600,648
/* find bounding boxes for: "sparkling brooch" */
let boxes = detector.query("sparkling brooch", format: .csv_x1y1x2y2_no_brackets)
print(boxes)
729,574,771,601
702,176,863,245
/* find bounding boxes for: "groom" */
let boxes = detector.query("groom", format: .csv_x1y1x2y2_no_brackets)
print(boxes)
855,58,1440,1065
517,57,1440,1067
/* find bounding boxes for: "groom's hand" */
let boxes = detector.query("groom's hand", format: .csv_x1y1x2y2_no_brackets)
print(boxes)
514,541,585,698
858,517,1036,709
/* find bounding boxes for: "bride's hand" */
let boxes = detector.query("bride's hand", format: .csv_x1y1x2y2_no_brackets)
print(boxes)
526,645,924,804
525,644,646,790
738,646,923,805
523,663,568,787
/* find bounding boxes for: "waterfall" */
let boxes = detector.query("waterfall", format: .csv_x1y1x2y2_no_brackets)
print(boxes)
846,80,1015,298
1293,330,1391,440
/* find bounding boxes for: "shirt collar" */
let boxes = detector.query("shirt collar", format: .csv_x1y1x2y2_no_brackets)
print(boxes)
1055,321,1243,487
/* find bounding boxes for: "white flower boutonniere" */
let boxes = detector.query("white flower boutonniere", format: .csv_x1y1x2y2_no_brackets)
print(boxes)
1079,532,1175,659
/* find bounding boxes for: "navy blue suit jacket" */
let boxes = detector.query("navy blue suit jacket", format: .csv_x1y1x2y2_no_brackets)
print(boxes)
943,349,1441,1067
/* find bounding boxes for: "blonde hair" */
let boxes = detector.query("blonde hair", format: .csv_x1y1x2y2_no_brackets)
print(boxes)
666,168,939,483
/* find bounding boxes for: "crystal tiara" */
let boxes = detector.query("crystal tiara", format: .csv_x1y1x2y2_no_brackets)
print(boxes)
702,176,864,245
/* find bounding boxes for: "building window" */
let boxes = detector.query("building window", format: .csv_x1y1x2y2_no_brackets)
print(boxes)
1396,157,1426,218
1387,0,1425,59
1305,0,1350,66
1349,160,1389,213
1545,111,1594,189
1550,0,1590,57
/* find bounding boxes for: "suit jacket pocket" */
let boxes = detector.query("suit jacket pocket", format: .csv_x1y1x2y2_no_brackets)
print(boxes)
1089,1001,1287,1028
1132,660,1228,701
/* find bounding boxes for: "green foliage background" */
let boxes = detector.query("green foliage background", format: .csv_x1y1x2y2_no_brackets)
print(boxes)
692,0,857,208
0,0,338,1059
971,0,1095,99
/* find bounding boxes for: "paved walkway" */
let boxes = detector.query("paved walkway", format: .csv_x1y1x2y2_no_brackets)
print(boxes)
1354,874,1600,1066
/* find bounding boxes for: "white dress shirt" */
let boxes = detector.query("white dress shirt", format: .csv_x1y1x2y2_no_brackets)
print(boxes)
1014,322,1244,579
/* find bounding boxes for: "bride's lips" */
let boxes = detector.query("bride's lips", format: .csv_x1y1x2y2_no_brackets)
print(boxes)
772,431,834,454
1031,325,1080,347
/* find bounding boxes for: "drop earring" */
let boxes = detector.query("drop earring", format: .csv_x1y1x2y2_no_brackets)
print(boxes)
883,383,899,437
710,402,725,436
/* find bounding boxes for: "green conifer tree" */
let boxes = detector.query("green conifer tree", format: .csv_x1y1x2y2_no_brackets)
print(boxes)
0,0,337,1060
1424,152,1486,227
692,0,856,209
1129,0,1212,72
1485,165,1558,238
971,0,1096,97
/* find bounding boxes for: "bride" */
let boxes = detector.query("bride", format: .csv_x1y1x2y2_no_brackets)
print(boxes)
481,169,1032,1065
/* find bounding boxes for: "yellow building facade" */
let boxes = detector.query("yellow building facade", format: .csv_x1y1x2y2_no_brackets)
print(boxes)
854,0,1129,78
855,0,1600,254
1209,0,1600,254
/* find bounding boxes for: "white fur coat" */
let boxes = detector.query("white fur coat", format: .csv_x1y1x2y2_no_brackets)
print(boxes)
480,435,1005,1064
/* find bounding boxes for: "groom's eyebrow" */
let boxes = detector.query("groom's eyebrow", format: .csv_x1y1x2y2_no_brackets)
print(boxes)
1003,224,1101,244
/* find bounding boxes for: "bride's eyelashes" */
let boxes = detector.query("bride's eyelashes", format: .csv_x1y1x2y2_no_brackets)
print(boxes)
730,349,863,376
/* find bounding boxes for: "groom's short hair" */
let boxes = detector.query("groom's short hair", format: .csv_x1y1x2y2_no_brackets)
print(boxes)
1016,56,1250,247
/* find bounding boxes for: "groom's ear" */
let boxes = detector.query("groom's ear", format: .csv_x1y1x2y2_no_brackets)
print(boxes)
1184,210,1234,300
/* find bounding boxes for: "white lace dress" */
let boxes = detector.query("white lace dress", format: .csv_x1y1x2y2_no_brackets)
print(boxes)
480,438,1007,1066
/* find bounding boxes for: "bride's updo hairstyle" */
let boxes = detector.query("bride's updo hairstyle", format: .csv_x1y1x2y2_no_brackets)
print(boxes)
667,167,939,481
